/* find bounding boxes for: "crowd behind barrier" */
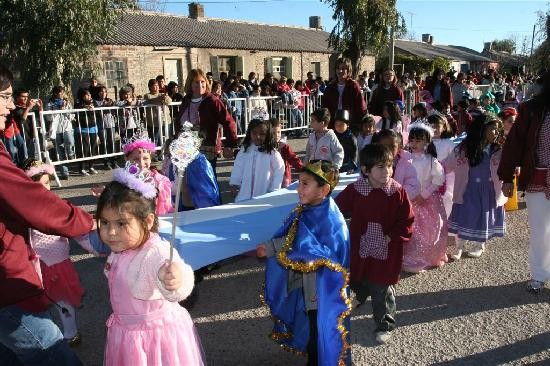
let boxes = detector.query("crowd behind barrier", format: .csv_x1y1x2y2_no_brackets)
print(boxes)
4,75,532,186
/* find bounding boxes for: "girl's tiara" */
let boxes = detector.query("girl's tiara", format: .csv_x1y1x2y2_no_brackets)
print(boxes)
112,162,157,199
408,120,435,138
122,130,156,154
25,162,55,178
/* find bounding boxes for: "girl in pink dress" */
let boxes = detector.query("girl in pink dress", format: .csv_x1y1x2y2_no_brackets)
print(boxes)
123,131,174,215
97,163,204,366
24,160,99,346
402,123,448,273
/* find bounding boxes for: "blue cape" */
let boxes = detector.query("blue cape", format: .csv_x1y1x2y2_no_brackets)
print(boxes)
264,197,351,365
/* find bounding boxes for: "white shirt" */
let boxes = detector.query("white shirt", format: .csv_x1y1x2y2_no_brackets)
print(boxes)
411,152,445,199
433,138,456,161
230,144,285,202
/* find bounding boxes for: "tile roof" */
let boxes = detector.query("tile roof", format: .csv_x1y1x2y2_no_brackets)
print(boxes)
481,49,528,67
395,39,494,62
104,11,333,53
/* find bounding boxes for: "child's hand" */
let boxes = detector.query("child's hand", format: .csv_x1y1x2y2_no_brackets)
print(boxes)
256,243,267,258
90,185,105,197
158,261,182,291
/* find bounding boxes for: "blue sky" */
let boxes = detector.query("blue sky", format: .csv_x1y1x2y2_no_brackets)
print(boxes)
140,0,548,53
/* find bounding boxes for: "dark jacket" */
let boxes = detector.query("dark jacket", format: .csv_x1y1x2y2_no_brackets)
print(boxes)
369,85,404,117
322,79,367,132
425,79,453,107
335,129,358,172
498,100,549,191
175,93,239,153
0,144,93,311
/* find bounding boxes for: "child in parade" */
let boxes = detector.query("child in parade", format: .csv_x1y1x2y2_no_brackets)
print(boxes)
97,164,204,366
372,129,421,200
122,131,174,215
377,101,403,133
429,114,457,217
230,118,284,202
480,92,501,115
333,109,358,172
335,144,414,344
411,102,428,123
444,115,507,259
498,107,518,141
402,123,448,273
454,100,473,135
258,160,352,365
357,114,376,151
270,118,303,188
304,107,344,169
24,160,101,346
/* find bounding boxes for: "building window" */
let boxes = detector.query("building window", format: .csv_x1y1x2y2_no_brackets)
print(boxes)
104,60,128,89
310,62,320,78
271,57,286,76
218,56,236,75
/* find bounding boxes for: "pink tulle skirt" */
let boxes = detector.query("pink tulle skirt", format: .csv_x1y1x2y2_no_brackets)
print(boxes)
40,259,84,306
104,302,205,366
403,193,448,272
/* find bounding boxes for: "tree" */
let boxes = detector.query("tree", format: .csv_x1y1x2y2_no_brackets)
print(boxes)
491,38,516,53
323,0,406,78
0,0,137,96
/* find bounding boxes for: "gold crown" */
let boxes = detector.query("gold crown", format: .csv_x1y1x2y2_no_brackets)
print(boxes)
303,160,339,189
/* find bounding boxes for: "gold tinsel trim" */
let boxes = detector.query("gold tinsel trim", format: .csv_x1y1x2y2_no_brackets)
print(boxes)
274,204,352,366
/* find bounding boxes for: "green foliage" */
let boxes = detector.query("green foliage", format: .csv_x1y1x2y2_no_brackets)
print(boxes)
376,54,451,76
323,0,405,77
491,39,516,53
0,0,137,95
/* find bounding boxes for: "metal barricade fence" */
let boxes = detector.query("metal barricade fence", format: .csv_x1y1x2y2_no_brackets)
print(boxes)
31,96,316,185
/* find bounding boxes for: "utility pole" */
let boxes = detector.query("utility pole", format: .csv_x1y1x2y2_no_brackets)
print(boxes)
406,11,415,40
388,26,395,70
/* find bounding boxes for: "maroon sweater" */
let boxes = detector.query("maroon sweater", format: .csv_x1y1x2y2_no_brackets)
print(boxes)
498,100,549,191
175,93,239,152
369,85,404,117
278,142,303,188
335,177,414,285
0,145,93,311
322,79,367,131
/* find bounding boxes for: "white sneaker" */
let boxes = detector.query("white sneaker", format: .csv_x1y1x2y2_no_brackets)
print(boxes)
466,243,485,258
89,168,98,174
375,331,391,344
450,249,463,261
80,169,89,176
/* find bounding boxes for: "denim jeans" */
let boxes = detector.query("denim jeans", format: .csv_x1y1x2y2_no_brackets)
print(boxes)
0,305,82,366
55,131,75,176
3,134,27,166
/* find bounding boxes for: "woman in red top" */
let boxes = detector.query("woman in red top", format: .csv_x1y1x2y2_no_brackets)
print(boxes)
322,57,367,133
0,65,94,365
369,69,404,118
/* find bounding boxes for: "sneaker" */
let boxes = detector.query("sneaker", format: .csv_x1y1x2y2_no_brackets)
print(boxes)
450,249,463,261
105,162,113,170
89,168,98,174
375,331,391,344
80,169,89,176
466,243,485,258
59,174,70,181
527,280,545,294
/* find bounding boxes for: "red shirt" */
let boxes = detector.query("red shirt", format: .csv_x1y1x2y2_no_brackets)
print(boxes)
0,144,93,311
278,142,303,187
335,177,414,285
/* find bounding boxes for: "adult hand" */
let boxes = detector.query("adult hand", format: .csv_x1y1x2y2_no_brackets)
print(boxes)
222,147,234,159
158,261,182,291
502,182,514,198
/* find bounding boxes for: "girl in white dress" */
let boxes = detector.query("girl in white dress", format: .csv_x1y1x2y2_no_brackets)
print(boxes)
230,118,285,202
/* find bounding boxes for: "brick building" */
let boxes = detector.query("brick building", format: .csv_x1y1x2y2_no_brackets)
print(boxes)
91,3,375,96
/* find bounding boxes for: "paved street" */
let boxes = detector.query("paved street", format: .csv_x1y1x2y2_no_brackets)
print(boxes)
53,137,550,365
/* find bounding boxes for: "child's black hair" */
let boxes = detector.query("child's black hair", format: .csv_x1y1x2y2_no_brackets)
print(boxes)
457,100,469,110
382,101,401,130
412,102,428,118
408,126,438,159
310,108,331,126
459,114,501,167
269,117,281,128
359,144,393,172
428,114,454,139
371,128,403,146
242,118,277,153
96,181,159,247
302,159,339,196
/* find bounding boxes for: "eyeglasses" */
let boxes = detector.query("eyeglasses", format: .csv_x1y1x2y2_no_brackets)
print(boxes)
0,93,13,103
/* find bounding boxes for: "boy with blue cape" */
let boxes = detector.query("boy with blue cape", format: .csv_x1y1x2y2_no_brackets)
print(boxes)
257,160,352,366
